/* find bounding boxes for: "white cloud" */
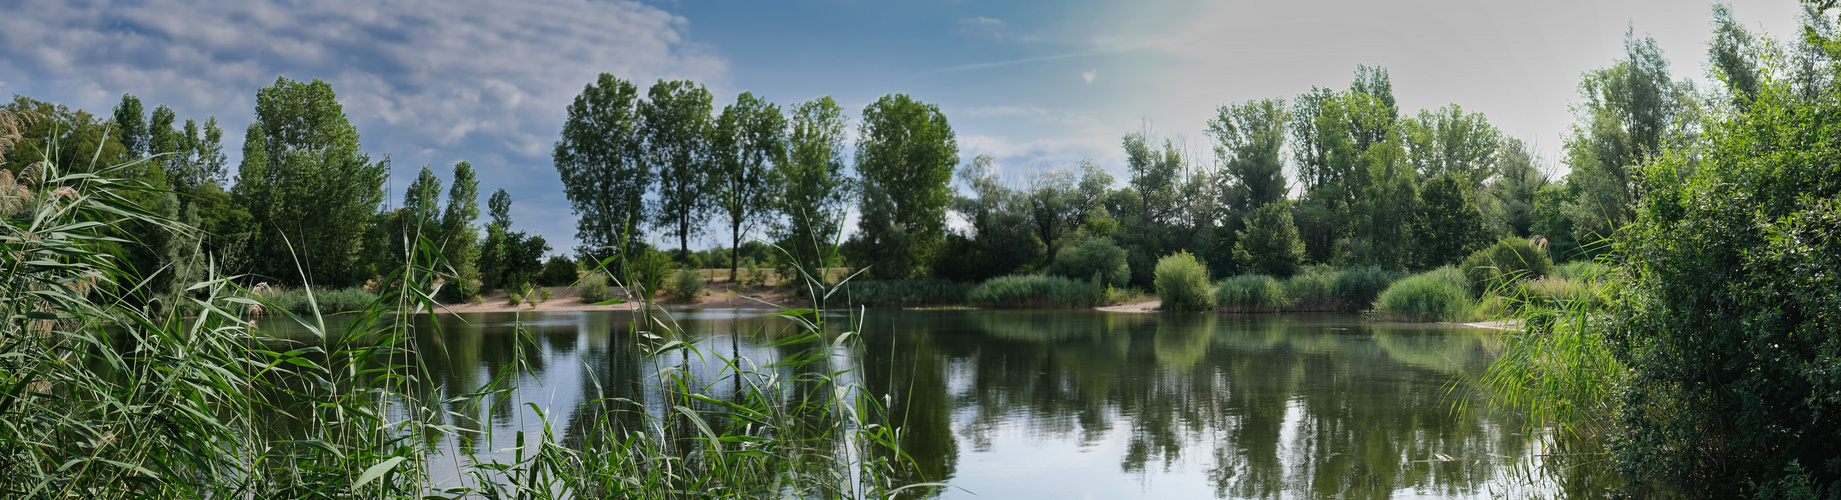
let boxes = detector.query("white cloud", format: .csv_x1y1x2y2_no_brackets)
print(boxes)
0,0,729,251
1082,70,1095,84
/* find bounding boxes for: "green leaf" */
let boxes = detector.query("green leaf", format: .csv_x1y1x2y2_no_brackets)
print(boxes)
354,456,406,490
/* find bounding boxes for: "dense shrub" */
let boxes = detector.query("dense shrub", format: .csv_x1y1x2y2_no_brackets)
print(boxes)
259,287,381,316
576,272,612,303
1459,237,1553,296
967,275,1100,309
1048,237,1130,287
828,279,972,307
1371,266,1473,322
1215,275,1288,312
507,293,523,307
1233,201,1306,278
1279,270,1337,311
1153,251,1214,311
538,255,578,286
1332,265,1403,310
1413,172,1493,268
666,268,706,303
1602,75,1841,495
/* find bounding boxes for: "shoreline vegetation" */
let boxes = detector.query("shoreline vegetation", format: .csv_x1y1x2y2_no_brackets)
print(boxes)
5,1,1839,496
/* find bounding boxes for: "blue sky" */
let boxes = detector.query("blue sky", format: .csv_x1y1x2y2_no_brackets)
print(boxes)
0,0,1809,252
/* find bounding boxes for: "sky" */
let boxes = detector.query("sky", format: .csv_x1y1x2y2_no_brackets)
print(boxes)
0,0,1812,253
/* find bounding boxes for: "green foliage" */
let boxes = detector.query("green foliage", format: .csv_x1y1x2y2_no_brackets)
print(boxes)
257,287,381,316
1279,269,1339,311
234,76,384,288
846,94,958,279
576,271,612,303
539,287,552,302
1460,237,1554,296
508,292,523,307
1603,64,1841,495
1553,260,1609,282
773,96,853,279
1370,266,1474,322
966,274,1101,309
1215,274,1288,312
1413,172,1491,269
1400,103,1502,188
643,79,716,257
554,73,647,261
1480,138,1548,238
1331,265,1405,309
539,255,578,286
666,268,707,303
1048,236,1130,287
713,91,785,282
1234,200,1306,278
1154,251,1214,311
827,278,971,307
932,155,1047,282
1208,97,1290,212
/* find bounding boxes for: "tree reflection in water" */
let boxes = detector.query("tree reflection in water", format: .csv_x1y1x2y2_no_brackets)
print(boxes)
256,309,1557,498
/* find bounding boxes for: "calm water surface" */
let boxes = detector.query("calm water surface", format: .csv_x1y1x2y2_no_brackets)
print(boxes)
259,309,1558,499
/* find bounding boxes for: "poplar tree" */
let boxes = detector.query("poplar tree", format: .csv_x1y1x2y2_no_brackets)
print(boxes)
773,97,852,277
846,94,958,278
641,79,715,261
712,92,785,282
554,73,646,263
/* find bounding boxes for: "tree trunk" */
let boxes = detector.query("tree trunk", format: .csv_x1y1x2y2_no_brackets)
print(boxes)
730,218,741,284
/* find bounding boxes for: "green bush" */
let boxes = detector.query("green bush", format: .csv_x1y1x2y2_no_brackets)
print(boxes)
1460,237,1553,296
1215,275,1288,312
666,268,706,303
1370,266,1474,322
507,292,523,307
259,287,381,316
1279,270,1337,312
576,272,612,303
538,255,578,286
1048,237,1130,287
1154,251,1214,311
1332,265,1403,310
967,275,1100,309
539,288,553,302
827,279,972,308
1233,200,1306,278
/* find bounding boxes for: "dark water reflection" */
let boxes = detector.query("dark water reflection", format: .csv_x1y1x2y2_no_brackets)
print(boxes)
257,309,1554,499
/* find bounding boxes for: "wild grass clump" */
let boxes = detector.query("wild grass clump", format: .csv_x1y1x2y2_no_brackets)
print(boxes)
1460,237,1554,296
1332,265,1403,310
1553,260,1610,282
966,274,1100,309
1370,266,1475,322
1215,275,1288,312
1154,251,1214,311
1515,277,1598,308
257,286,380,315
667,268,706,303
1279,270,1337,311
577,271,612,303
830,279,972,307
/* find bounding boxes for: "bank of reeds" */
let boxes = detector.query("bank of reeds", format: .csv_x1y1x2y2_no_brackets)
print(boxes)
827,278,972,307
1215,274,1288,312
0,142,930,498
1210,266,1405,313
967,275,1101,309
1369,266,1477,322
251,286,381,315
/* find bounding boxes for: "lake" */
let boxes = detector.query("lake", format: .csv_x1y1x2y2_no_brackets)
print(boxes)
258,308,1565,499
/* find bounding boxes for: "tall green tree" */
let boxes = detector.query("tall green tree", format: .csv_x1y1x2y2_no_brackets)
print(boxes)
1400,104,1502,188
438,162,481,299
933,155,1044,281
112,94,146,158
1234,200,1305,278
641,79,715,261
844,94,958,278
1481,138,1548,238
554,73,646,263
1561,28,1699,252
712,92,785,282
233,76,385,287
1412,172,1489,269
1708,2,1764,105
1207,98,1290,213
476,188,547,290
772,97,852,277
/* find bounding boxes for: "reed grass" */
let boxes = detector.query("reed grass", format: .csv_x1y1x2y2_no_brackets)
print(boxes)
1369,266,1476,322
0,138,932,499
966,274,1101,309
1214,274,1289,312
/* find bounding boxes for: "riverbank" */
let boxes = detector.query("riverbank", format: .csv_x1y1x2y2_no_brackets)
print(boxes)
434,277,811,313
